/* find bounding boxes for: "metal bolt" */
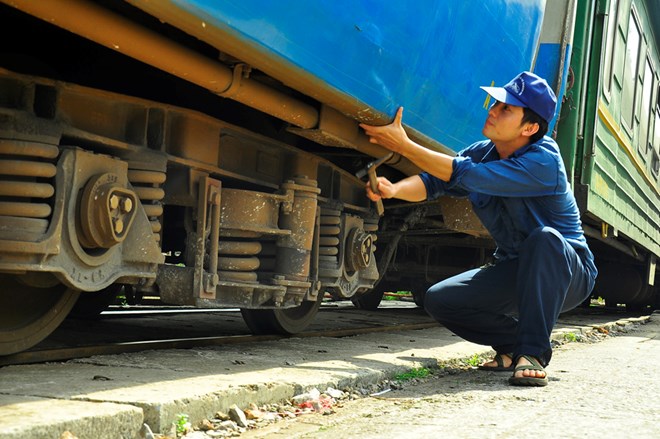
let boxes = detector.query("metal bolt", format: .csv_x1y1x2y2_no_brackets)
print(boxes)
121,197,133,213
109,194,119,210
114,218,124,234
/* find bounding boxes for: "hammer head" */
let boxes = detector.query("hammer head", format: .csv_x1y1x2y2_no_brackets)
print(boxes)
355,152,394,179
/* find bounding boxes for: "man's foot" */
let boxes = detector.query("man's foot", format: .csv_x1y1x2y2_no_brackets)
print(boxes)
477,353,513,371
508,355,548,386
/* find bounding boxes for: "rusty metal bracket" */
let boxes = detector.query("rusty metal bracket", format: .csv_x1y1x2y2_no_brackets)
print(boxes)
193,176,222,299
219,63,251,99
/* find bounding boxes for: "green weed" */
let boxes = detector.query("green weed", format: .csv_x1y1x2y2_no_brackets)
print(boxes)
383,290,412,301
116,293,128,307
465,354,482,367
174,413,191,435
394,367,430,382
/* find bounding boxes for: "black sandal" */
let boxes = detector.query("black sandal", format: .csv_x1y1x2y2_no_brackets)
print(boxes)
508,354,548,386
477,352,514,371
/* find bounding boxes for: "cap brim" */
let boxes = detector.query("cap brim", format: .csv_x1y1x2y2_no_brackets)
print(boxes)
480,86,526,108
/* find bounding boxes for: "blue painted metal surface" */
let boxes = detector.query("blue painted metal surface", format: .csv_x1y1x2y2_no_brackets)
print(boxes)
169,0,546,153
536,42,572,135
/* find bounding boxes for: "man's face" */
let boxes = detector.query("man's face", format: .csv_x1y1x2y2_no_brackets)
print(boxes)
482,101,528,143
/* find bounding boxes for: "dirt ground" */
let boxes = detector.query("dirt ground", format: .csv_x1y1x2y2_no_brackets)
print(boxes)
239,313,660,439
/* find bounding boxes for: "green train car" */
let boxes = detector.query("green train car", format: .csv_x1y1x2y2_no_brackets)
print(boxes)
555,0,660,308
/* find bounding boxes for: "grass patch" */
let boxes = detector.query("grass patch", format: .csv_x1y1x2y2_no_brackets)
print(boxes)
383,290,412,301
174,413,191,435
394,367,430,382
465,353,482,367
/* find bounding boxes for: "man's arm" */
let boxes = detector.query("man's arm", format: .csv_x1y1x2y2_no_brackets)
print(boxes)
360,107,455,182
366,174,427,202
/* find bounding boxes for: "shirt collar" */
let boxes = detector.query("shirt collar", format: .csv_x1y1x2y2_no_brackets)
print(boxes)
509,142,535,158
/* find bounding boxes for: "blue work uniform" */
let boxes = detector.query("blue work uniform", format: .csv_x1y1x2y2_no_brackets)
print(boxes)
420,135,597,365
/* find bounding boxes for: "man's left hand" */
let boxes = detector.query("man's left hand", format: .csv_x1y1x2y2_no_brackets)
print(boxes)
359,107,409,154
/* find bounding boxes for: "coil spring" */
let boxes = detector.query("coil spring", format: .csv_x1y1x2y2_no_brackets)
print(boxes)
218,239,276,283
319,207,341,266
0,140,58,236
127,169,165,242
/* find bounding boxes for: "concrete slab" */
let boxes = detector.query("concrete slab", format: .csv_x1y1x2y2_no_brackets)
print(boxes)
0,307,650,439
0,394,142,439
0,326,489,434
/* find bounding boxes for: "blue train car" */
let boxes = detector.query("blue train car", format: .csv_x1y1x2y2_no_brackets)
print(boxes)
0,0,618,356
133,0,546,155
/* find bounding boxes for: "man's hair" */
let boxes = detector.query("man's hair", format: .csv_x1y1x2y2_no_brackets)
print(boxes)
522,107,548,144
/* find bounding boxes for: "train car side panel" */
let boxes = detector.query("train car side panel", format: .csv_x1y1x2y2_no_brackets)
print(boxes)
590,0,660,256
562,0,660,306
128,0,546,155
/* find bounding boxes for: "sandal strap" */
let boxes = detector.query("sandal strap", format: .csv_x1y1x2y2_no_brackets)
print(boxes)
514,354,545,372
494,353,513,367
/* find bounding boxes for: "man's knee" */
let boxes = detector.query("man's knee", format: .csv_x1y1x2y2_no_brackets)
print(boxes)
424,281,458,319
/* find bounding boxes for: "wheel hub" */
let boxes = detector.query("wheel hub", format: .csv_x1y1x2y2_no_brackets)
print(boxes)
78,173,138,249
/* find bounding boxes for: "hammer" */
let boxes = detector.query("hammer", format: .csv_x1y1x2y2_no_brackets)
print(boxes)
355,152,394,216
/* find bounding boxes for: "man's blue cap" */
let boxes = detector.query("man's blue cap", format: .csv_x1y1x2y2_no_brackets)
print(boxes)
480,71,557,123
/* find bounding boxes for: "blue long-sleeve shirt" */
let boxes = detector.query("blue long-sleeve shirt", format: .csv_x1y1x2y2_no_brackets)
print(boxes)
419,136,597,277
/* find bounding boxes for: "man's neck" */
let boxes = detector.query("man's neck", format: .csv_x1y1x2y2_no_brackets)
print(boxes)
493,138,531,159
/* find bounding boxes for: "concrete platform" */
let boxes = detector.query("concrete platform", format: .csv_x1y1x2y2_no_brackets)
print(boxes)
0,303,650,439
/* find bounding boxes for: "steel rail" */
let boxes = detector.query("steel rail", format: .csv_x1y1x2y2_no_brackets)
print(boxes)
0,321,438,367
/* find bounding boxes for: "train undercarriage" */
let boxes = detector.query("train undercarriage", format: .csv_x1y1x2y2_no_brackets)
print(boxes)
0,66,393,354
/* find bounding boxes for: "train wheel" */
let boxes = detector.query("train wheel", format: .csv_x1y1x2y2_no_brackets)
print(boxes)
0,274,80,355
412,288,426,308
240,295,323,335
407,278,430,308
69,284,122,319
351,287,385,310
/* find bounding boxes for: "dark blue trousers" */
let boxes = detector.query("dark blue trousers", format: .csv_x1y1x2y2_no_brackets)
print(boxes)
424,227,595,366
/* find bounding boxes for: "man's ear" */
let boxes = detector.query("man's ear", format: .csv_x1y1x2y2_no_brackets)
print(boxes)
522,122,540,137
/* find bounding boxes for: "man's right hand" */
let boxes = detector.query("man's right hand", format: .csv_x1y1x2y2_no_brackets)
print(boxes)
365,176,395,201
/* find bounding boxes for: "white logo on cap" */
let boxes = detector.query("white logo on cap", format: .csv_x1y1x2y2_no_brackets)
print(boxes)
511,78,525,96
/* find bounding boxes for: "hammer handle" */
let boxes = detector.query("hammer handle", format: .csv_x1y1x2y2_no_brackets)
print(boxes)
368,169,385,216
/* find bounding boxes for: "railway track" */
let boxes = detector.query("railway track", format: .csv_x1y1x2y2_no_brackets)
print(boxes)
0,301,438,366
0,300,652,439
1,300,650,367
